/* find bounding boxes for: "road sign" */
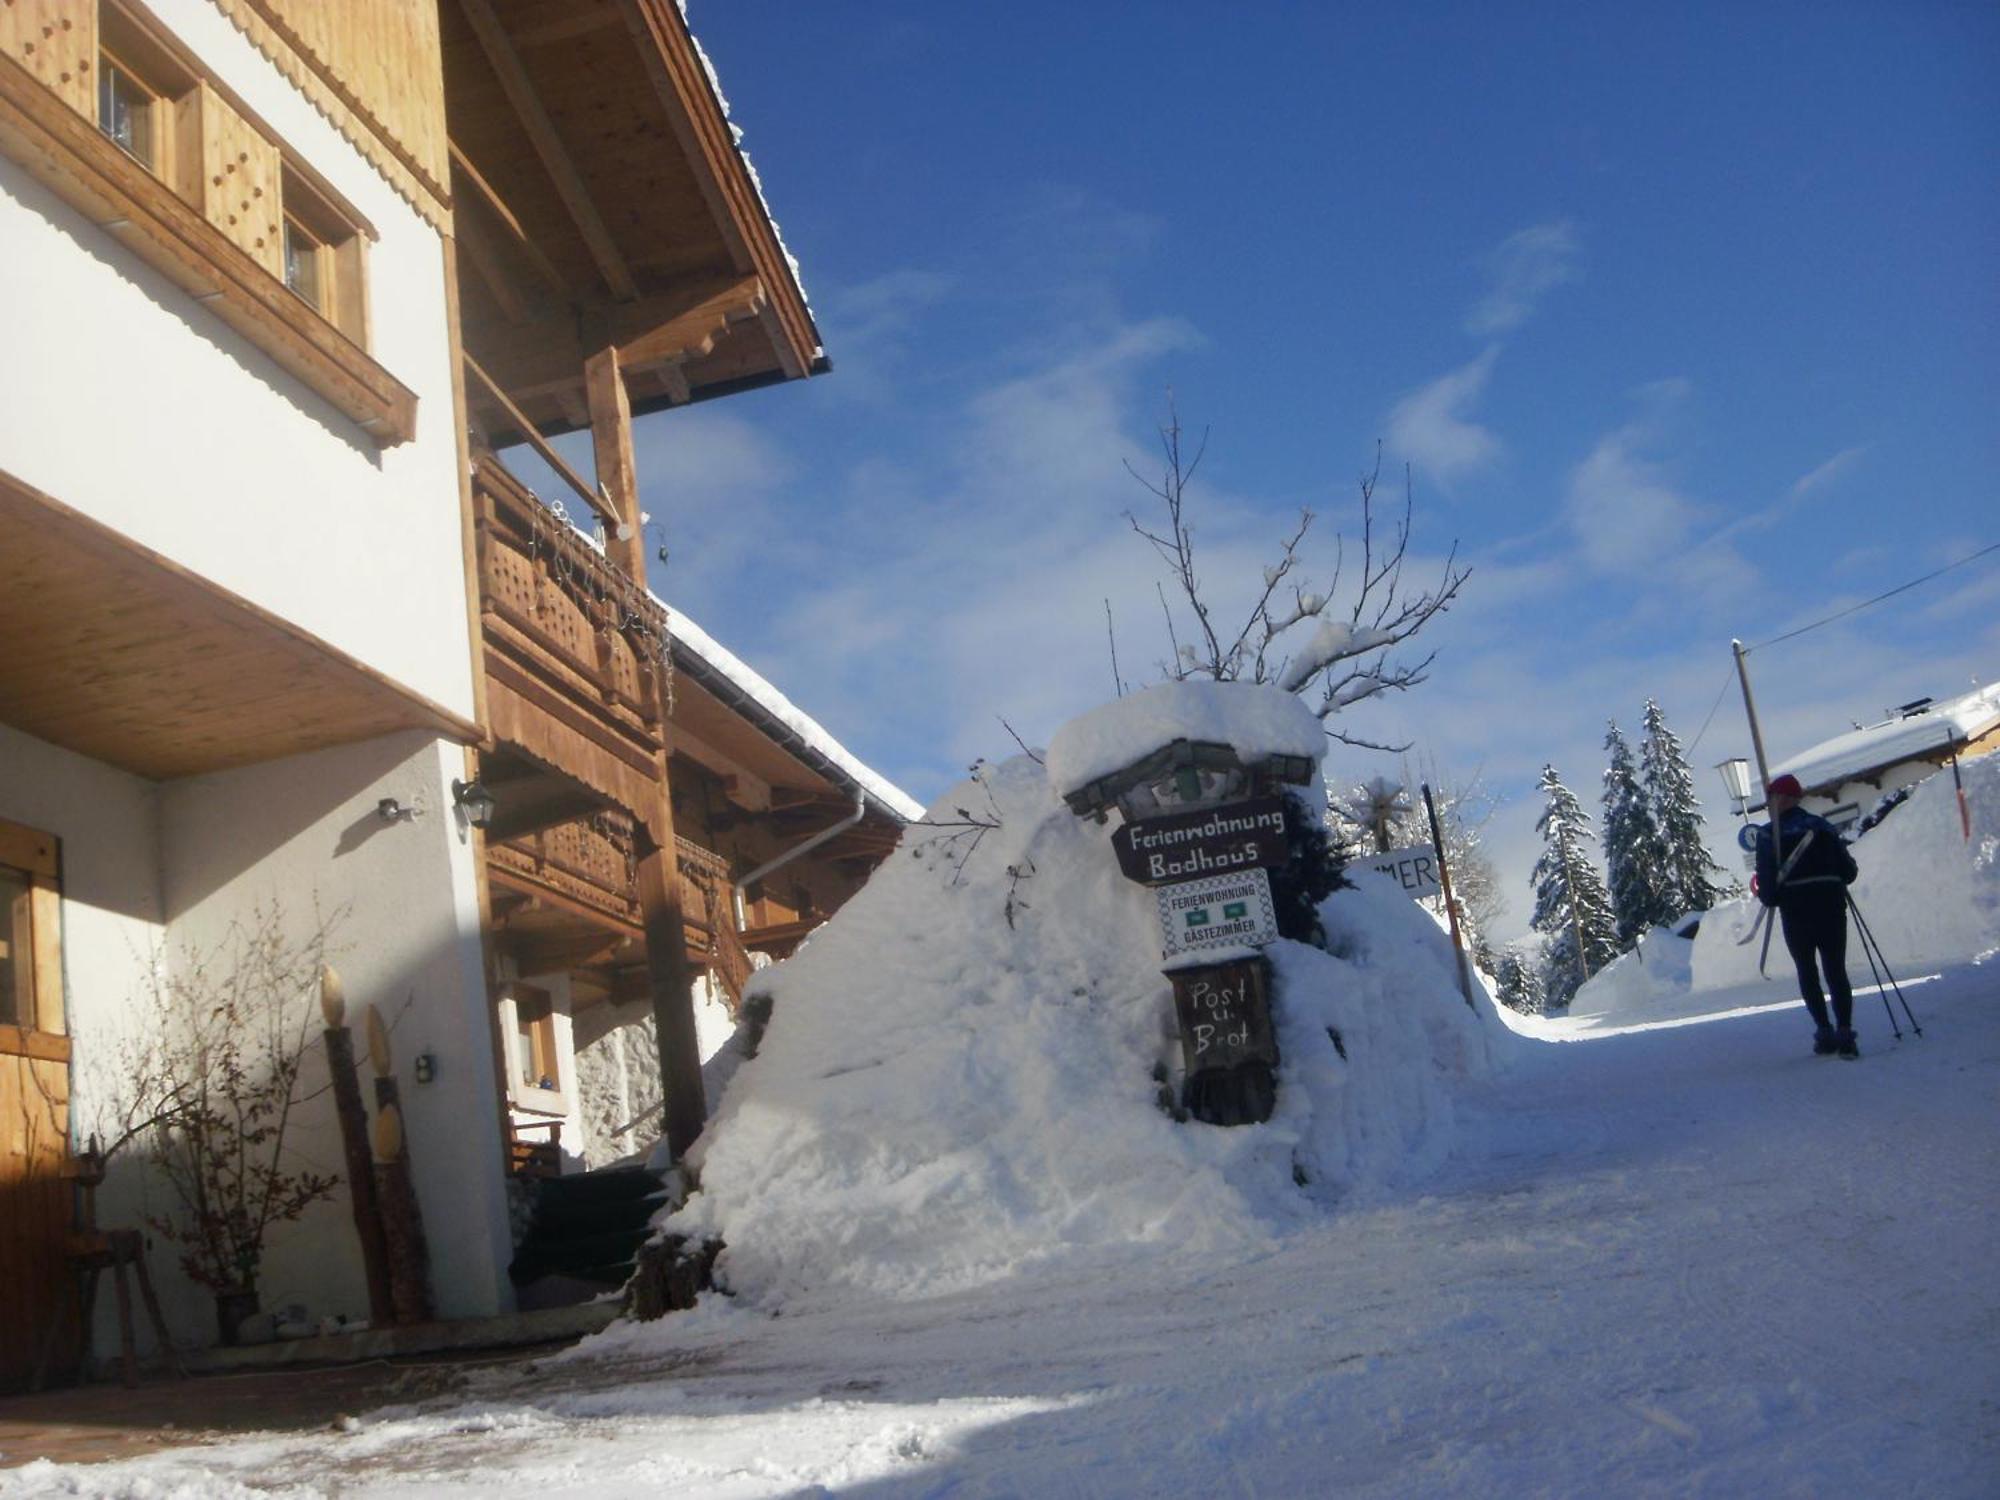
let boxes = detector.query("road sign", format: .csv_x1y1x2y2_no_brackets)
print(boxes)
1157,868,1279,958
1112,796,1289,886
1362,844,1441,898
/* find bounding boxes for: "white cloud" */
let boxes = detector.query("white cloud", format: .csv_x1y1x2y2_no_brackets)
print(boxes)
1384,345,1504,486
1566,415,1703,575
1466,220,1582,336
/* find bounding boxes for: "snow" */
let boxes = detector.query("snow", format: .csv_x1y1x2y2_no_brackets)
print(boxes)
8,963,1995,1496
665,754,1496,1307
1770,679,2000,795
1276,620,1396,693
7,722,1999,1496
665,604,925,823
1043,680,1326,798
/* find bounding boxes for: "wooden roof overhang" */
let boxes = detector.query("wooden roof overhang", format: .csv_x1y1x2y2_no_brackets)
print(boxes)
441,0,824,440
0,468,478,780
668,647,908,867
0,470,480,780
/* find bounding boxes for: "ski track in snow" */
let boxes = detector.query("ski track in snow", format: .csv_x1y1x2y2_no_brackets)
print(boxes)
5,966,1995,1498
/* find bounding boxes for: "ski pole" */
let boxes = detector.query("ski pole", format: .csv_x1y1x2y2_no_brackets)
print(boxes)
1846,893,1922,1036
1847,897,1901,1039
1851,898,1920,1035
1758,905,1776,977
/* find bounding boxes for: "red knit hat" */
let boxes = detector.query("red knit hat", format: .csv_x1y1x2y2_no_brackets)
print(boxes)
1766,774,1805,799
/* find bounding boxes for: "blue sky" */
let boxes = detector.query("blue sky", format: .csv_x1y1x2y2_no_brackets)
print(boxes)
552,3,1997,935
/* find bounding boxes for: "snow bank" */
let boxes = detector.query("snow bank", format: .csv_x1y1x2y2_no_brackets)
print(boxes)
1692,753,2000,989
1044,681,1325,798
665,754,1506,1308
1566,923,1695,1021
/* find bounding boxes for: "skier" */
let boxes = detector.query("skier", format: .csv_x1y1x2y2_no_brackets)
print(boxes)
1754,774,1861,1058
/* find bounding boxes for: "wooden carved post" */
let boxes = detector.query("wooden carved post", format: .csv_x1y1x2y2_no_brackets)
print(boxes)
321,967,393,1325
365,1007,433,1325
586,345,707,1159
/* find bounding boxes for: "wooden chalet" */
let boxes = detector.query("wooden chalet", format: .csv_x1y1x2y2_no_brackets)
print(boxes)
0,0,912,1385
439,0,905,1162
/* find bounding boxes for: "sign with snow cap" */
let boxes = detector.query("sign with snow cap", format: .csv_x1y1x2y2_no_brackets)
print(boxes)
1047,682,1328,1130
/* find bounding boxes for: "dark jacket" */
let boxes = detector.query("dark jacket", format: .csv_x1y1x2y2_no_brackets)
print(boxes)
1755,807,1858,907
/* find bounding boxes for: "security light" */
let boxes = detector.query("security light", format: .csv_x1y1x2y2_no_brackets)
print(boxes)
452,778,498,830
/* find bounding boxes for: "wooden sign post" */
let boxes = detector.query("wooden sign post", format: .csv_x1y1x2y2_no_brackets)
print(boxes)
1127,804,1288,1126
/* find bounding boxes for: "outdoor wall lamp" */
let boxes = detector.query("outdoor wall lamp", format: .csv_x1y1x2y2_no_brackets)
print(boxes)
376,797,419,824
452,778,497,830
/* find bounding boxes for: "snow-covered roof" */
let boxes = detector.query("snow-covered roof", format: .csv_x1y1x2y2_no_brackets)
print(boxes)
665,600,925,823
1771,680,2000,796
1044,680,1326,800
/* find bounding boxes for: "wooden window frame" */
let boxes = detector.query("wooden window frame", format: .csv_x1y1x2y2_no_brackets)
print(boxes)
0,3,414,445
503,983,565,1112
0,818,68,1065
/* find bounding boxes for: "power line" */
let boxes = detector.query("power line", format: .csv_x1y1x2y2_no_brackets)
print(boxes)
1745,541,2000,654
1684,667,1737,754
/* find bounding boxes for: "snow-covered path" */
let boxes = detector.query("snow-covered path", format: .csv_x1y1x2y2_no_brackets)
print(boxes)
6,966,1996,1499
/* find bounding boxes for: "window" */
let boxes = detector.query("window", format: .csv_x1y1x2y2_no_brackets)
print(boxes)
0,819,61,1038
96,54,154,166
282,213,322,311
512,985,559,1094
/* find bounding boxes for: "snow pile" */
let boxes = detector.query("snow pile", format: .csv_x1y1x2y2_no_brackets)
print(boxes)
666,752,1505,1308
1566,922,1695,1020
1695,749,2000,990
1044,680,1325,798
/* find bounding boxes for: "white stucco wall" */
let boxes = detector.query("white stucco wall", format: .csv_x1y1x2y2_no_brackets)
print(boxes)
0,0,474,719
4,718,516,1355
153,732,513,1328
0,722,165,1058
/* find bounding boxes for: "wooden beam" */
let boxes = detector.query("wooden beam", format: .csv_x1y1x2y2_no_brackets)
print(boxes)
469,274,760,396
463,354,616,528
456,0,639,301
614,278,764,370
614,0,820,377
455,209,532,326
584,344,707,1158
448,138,571,300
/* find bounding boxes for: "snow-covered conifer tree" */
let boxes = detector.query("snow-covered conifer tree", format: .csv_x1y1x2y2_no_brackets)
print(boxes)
1602,721,1670,946
1639,699,1729,919
1493,948,1548,1016
1530,764,1620,1008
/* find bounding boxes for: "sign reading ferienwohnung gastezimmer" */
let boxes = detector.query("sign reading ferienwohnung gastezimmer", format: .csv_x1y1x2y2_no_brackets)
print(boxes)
1156,868,1280,959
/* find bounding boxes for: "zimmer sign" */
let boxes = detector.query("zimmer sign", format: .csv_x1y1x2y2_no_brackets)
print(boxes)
1112,796,1288,886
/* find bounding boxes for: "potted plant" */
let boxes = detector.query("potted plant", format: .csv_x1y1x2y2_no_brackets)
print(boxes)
104,903,343,1344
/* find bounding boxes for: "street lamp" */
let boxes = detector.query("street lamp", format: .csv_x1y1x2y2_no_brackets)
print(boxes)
1715,757,1752,817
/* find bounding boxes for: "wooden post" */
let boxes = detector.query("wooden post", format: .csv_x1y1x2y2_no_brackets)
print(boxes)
320,967,393,1326
585,346,707,1159
365,1007,433,1325
1421,785,1478,1013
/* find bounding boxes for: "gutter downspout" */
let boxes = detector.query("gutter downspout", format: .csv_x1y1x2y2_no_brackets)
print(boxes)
732,792,868,932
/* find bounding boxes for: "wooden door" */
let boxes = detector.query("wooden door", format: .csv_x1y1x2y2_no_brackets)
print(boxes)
0,819,73,1393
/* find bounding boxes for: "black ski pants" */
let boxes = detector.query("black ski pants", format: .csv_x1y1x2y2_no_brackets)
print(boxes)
1776,886,1853,1032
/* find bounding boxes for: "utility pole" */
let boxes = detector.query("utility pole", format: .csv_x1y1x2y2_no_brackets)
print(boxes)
1733,638,1782,872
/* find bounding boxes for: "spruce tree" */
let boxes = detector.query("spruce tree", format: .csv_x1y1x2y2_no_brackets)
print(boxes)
1602,721,1670,946
1530,764,1620,1008
1639,699,1730,919
1494,948,1548,1016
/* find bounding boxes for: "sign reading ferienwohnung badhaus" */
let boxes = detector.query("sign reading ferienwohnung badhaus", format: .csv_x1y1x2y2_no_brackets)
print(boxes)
1112,796,1288,886
1156,868,1280,959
